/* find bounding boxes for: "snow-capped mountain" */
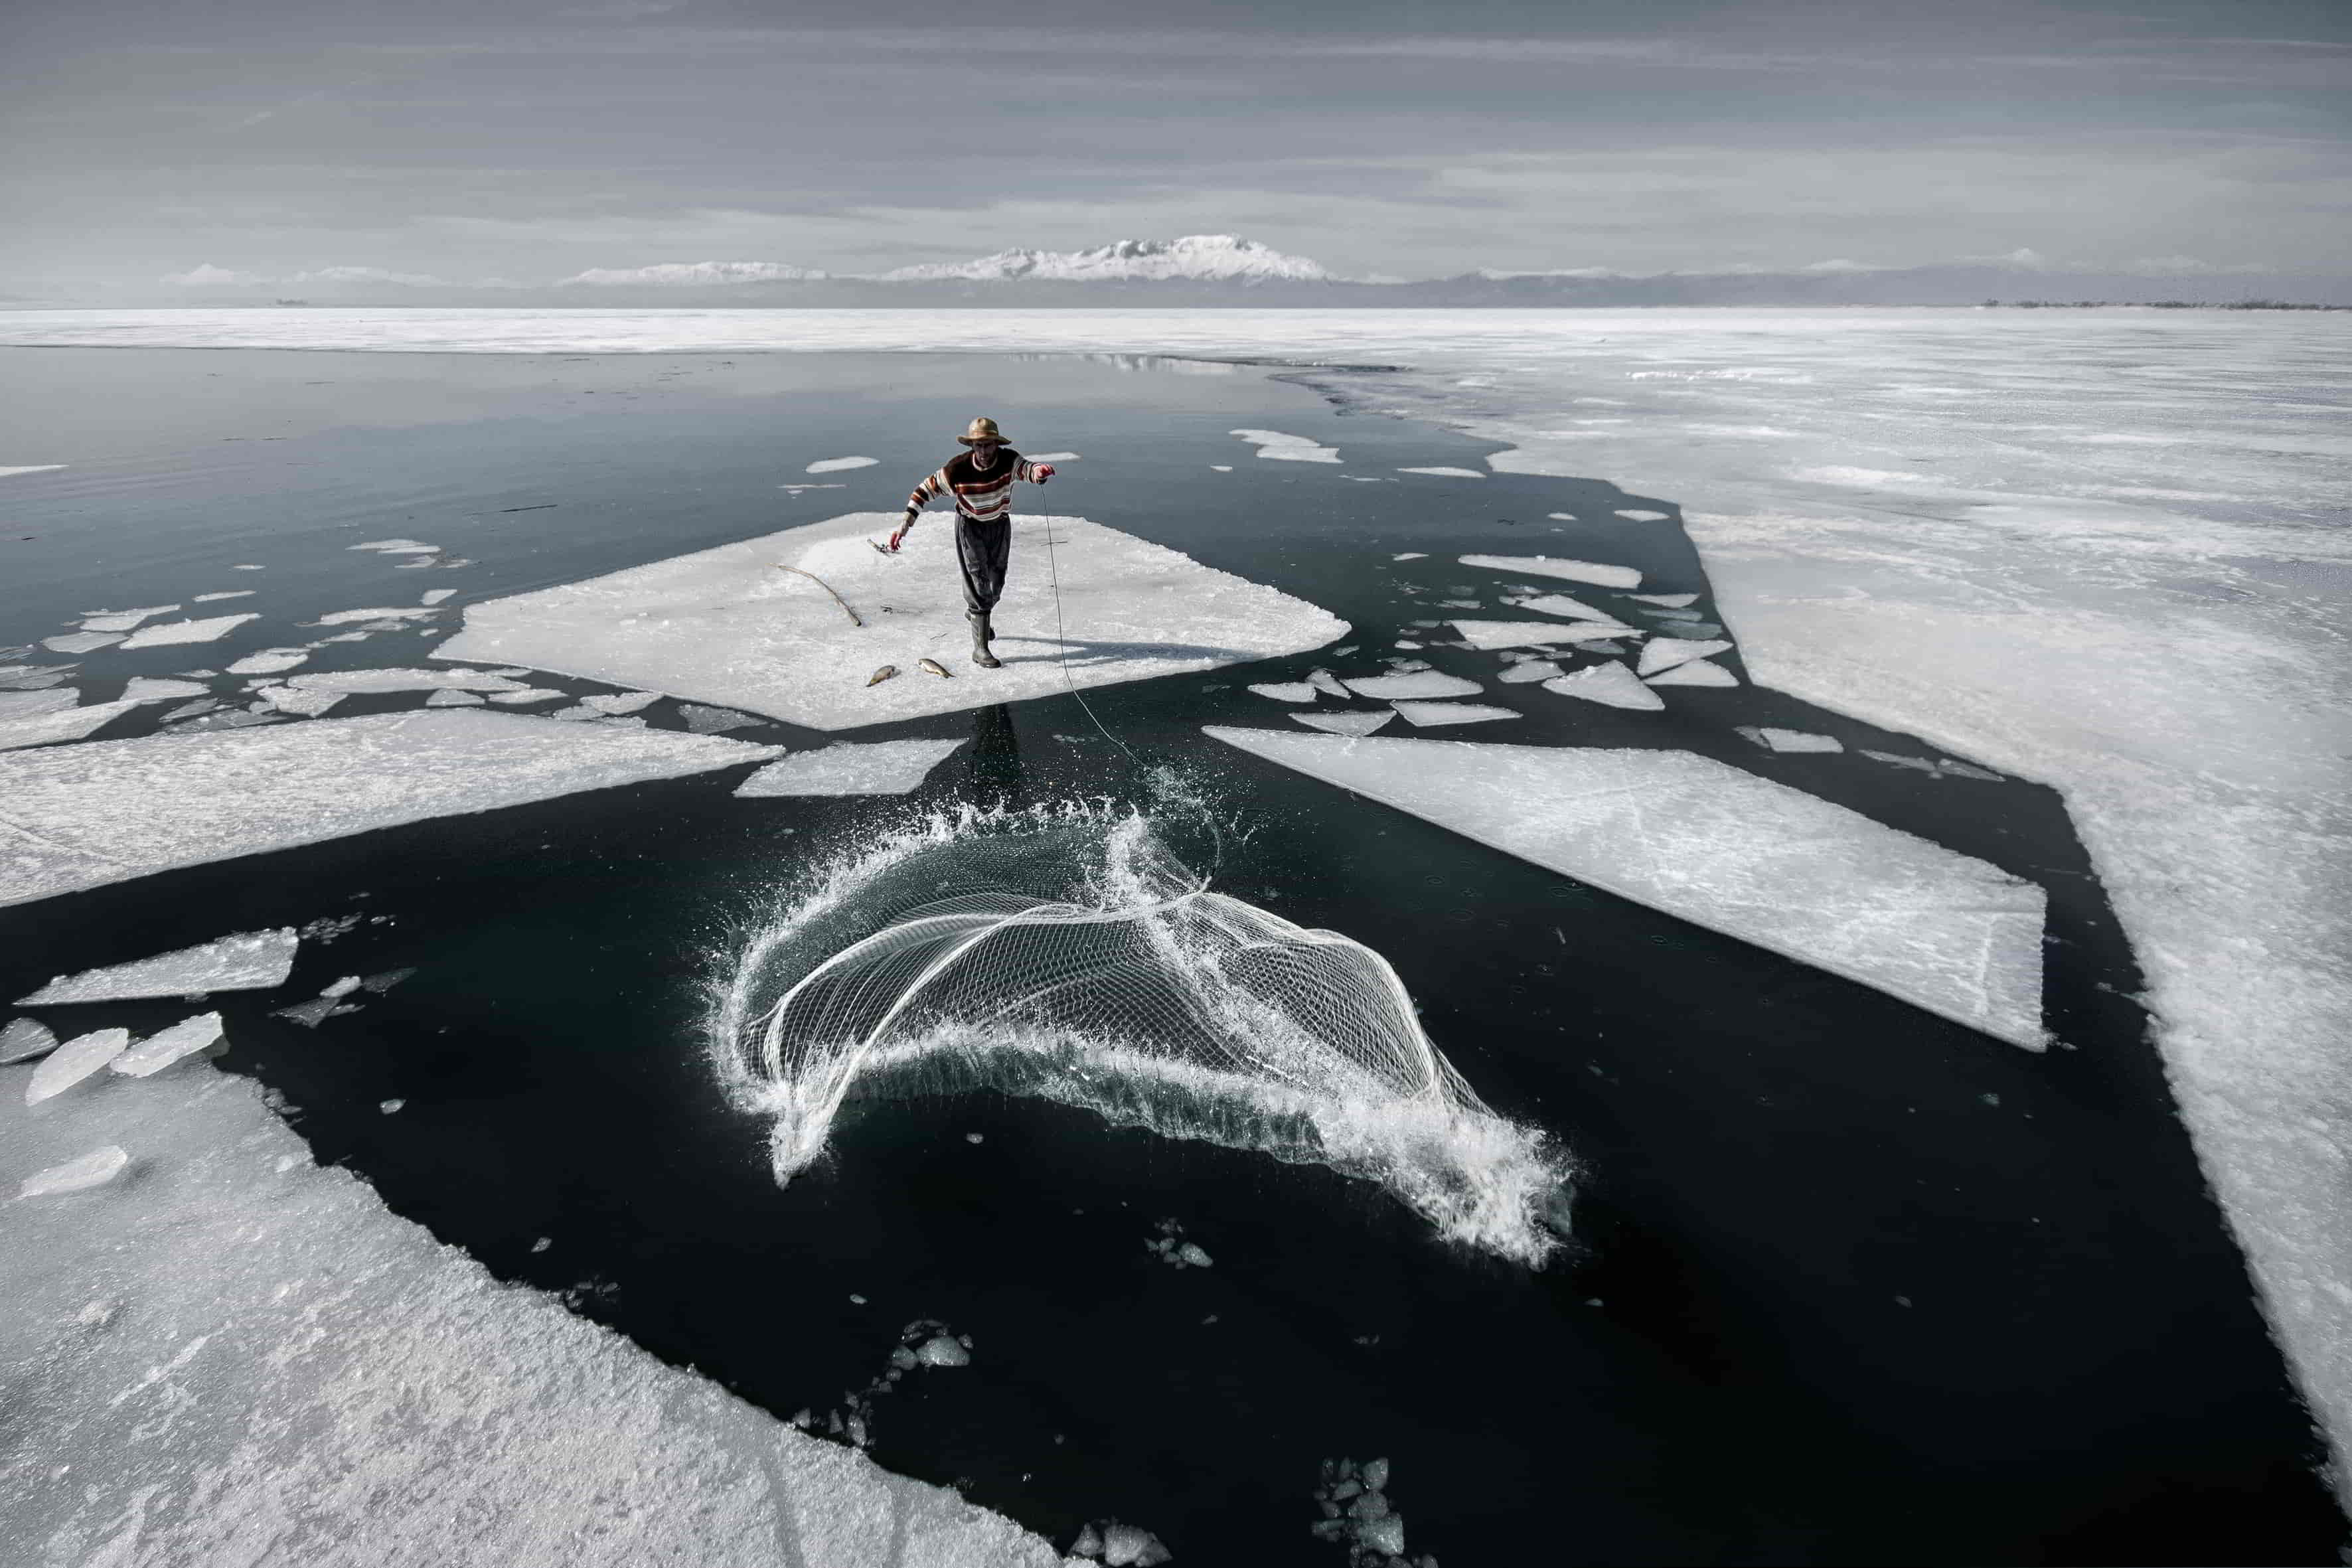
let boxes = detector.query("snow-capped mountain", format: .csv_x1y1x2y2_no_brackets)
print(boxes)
876,235,1331,283
558,261,830,286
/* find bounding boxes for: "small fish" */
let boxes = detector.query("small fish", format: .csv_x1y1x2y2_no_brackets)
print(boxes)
918,658,952,679
866,665,898,686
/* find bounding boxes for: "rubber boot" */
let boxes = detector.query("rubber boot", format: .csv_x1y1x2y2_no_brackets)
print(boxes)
968,611,1002,668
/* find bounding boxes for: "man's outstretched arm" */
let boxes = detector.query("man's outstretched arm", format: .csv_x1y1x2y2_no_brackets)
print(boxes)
1018,458,1056,484
890,468,949,550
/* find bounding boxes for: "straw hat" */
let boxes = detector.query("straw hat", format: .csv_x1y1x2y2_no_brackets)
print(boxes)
957,416,1008,446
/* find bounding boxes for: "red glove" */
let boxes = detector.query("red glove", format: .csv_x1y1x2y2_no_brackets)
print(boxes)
1032,463,1056,483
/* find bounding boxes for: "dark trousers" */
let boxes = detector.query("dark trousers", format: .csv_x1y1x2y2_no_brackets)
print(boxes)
955,514,1012,617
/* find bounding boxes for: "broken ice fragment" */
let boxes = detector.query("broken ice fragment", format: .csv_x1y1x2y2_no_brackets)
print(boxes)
0,689,81,722
1628,592,1699,608
1176,1243,1214,1267
1,1018,60,1064
1644,657,1738,687
118,613,260,649
1939,759,2005,782
0,699,143,752
734,738,966,798
805,455,878,473
350,538,434,552
1391,701,1519,728
121,678,211,704
425,688,485,707
915,1336,971,1368
1460,553,1641,589
18,1145,130,1198
1636,637,1733,676
309,607,440,627
157,698,219,722
1340,670,1480,700
19,928,299,1004
1512,591,1616,621
420,589,456,606
487,688,567,706
288,667,526,694
43,632,124,655
112,1012,226,1077
1396,465,1484,478
1449,619,1637,651
227,649,310,676
1247,682,1318,703
676,702,760,732
1305,669,1349,697
1738,726,1844,754
1230,428,1340,463
256,684,345,717
583,691,661,716
1289,710,1395,737
1391,552,1427,561
78,606,179,633
27,1029,131,1103
1616,509,1672,521
193,590,256,603
1862,748,1939,773
1497,659,1565,684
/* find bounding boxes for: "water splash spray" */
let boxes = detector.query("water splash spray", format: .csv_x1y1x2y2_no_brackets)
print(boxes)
710,799,1572,1265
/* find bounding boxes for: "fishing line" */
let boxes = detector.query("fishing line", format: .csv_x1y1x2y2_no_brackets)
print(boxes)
1039,517,1144,767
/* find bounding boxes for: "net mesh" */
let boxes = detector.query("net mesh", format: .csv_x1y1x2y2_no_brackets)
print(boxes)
713,802,1571,1265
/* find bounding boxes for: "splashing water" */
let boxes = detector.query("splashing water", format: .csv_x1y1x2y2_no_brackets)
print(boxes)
711,801,1573,1266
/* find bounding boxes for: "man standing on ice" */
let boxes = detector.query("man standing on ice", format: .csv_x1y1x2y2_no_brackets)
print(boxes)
888,416,1055,668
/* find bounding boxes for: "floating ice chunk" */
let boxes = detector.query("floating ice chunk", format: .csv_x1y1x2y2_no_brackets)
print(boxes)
420,589,457,606
1628,592,1699,608
0,689,80,722
19,928,299,1004
0,464,66,479
1636,637,1733,676
805,455,878,473
487,688,568,706
1739,726,1844,754
168,709,285,732
121,678,210,703
43,632,123,655
1340,670,1480,700
1247,681,1318,702
18,1146,129,1198
1940,759,2005,782
734,738,967,798
1644,657,1738,687
1289,710,1395,736
290,667,526,694
1,1018,59,1064
0,664,76,690
1512,591,1618,622
1229,428,1340,463
1028,451,1080,461
1304,669,1350,698
1392,701,1519,728
1541,662,1666,710
433,512,1346,731
1641,606,1703,622
548,704,602,722
78,606,179,633
310,607,439,627
1391,552,1427,561
113,1012,225,1077
27,1029,130,1104
0,712,781,909
157,698,218,722
595,715,649,730
256,684,345,717
1210,464,1232,471
1497,659,1565,684
913,1336,971,1368
0,698,141,752
192,590,256,603
1397,465,1485,478
1460,554,1642,589
425,689,485,707
1616,509,1672,521
1098,1522,1170,1566
1449,619,1638,651
351,538,433,552
1863,748,1938,773
584,691,661,715
1204,730,2047,1048
118,613,260,649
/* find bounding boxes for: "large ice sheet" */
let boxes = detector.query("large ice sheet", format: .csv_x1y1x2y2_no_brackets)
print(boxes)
432,512,1346,731
1205,728,2047,1049
0,712,781,909
0,1058,1066,1567
734,739,968,797
0,698,140,752
18,928,299,1004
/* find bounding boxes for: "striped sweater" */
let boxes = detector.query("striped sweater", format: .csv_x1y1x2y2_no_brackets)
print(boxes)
905,447,1049,524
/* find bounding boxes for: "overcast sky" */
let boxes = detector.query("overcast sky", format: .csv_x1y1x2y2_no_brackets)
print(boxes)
3,0,2347,289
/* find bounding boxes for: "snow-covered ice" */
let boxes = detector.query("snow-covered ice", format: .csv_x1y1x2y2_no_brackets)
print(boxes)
0,688,81,721
1340,670,1480,700
1247,681,1318,702
1496,659,1565,684
1645,657,1739,688
313,607,439,626
27,1028,131,1103
733,739,967,797
42,631,123,655
1629,593,1699,609
1617,510,1672,522
1512,591,1617,622
1390,702,1519,728
432,512,1346,731
19,928,299,1004
488,688,568,706
805,455,878,473
1638,637,1734,676
113,1012,226,1077
1391,552,1427,562
258,684,347,717
290,667,527,694
122,677,212,702
1741,726,1845,754
583,691,661,715
421,589,457,606
1229,428,1340,463
0,697,140,752
351,538,435,552
0,712,781,908
426,688,485,707
1449,619,1637,650
1541,662,1665,711
1205,730,2046,1048
1396,466,1485,478
79,605,179,633
227,648,310,674
1289,710,1395,736
193,590,257,603
0,463,66,479
17,1144,129,1197
1,1017,58,1064
1460,554,1642,589
118,613,260,649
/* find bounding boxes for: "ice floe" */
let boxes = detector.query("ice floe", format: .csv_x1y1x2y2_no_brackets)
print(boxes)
19,929,297,1004
1460,554,1642,589
290,666,526,694
1628,592,1699,608
1396,466,1485,478
312,607,439,626
583,691,661,715
121,677,212,703
1391,702,1520,728
1541,662,1665,710
17,1145,129,1198
118,613,260,649
351,538,435,552
1391,552,1427,561
0,464,66,479
1637,637,1733,676
1496,659,1565,684
1,1018,58,1064
0,698,140,752
193,590,256,603
1449,619,1638,651
0,712,780,908
1644,657,1739,688
1290,710,1395,737
0,689,80,721
805,455,878,473
257,684,346,717
113,1012,226,1077
1247,681,1318,702
79,606,179,633
1306,668,1350,697
1512,591,1616,621
1202,730,2047,1048
420,589,457,605
1616,509,1672,521
487,687,567,706
27,1028,130,1103
1340,670,1480,700
1229,428,1340,463
432,511,1346,731
43,632,123,655
424,688,485,707
734,738,967,797
1741,726,1845,754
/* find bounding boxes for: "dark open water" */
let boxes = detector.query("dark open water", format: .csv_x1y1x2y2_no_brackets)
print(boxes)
0,346,2339,1565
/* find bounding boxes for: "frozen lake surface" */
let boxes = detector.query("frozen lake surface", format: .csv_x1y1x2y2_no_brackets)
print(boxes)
1,323,2344,1563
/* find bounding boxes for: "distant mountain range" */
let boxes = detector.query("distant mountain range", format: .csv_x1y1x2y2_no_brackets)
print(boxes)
55,234,2352,307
